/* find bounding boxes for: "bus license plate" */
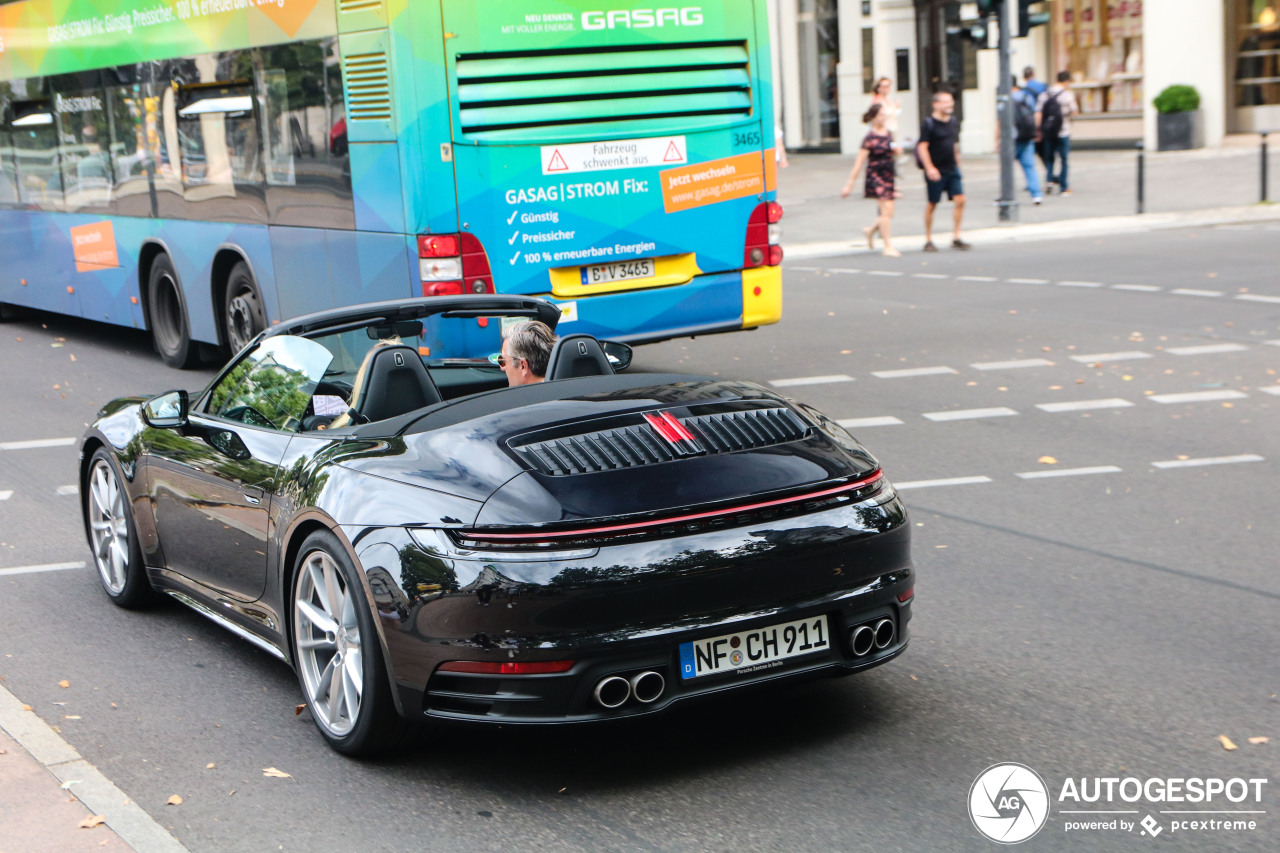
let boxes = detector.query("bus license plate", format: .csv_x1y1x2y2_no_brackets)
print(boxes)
580,258,654,285
678,616,829,680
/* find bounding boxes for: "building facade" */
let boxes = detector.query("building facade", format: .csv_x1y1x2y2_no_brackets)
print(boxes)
770,1,1279,155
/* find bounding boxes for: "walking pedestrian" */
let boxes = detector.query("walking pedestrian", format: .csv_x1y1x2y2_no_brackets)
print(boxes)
841,103,902,257
1036,71,1079,196
1007,77,1043,203
1022,66,1048,170
869,76,901,134
916,91,969,252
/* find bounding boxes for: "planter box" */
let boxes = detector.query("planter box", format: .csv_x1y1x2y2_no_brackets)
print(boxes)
1156,110,1204,151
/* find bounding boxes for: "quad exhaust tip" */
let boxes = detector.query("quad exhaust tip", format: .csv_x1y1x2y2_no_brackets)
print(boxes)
593,675,631,709
594,671,666,708
850,618,896,657
629,670,665,704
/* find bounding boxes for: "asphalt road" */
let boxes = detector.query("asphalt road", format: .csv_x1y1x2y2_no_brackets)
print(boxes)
1,224,1277,852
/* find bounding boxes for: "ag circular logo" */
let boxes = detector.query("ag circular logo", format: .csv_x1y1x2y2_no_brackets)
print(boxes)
969,763,1050,844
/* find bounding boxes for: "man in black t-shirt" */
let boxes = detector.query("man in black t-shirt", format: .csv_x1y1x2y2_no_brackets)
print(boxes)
916,91,970,251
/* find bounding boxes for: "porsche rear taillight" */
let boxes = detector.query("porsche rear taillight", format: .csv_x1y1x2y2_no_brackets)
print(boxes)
419,233,495,296
437,660,575,675
744,201,783,269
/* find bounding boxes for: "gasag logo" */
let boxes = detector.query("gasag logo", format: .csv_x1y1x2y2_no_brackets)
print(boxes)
582,7,704,29
969,763,1050,844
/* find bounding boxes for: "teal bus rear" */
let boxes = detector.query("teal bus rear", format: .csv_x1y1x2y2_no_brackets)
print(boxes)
0,0,781,366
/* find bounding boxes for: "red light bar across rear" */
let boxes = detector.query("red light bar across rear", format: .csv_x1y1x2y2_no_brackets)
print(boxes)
438,660,575,675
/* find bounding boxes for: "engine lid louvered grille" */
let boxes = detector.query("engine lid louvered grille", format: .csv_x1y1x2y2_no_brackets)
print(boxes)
454,41,752,138
511,407,809,476
344,52,392,122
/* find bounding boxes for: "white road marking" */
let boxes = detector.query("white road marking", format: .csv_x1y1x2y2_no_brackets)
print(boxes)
1070,351,1153,363
1016,465,1123,479
788,266,822,272
1151,454,1264,469
828,268,862,274
1236,294,1280,304
970,358,1054,371
56,485,78,496
1036,398,1135,413
1111,284,1162,292
0,438,77,451
768,374,855,388
837,416,903,428
871,366,958,379
895,476,993,490
922,407,1019,422
0,490,11,501
911,272,950,279
1170,288,1224,298
1006,277,1049,284
1260,386,1280,396
1056,280,1104,288
956,275,998,282
1267,340,1280,347
1165,343,1248,356
0,561,86,576
1148,390,1249,404
867,270,904,277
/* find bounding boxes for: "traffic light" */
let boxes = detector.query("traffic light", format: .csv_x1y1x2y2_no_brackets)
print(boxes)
977,0,1001,15
1019,0,1051,34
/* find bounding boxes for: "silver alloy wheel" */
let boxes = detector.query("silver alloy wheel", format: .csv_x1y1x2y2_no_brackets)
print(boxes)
87,458,130,595
294,549,363,737
226,286,261,353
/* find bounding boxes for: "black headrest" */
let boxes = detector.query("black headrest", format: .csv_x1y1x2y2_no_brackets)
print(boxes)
356,345,442,422
545,334,615,381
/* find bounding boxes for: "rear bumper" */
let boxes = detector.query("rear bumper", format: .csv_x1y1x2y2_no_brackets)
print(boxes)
539,269,746,341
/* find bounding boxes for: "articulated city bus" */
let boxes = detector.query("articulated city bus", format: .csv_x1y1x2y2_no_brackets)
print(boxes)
0,0,782,368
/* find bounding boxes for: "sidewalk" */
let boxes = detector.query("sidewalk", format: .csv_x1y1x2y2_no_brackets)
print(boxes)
778,136,1280,258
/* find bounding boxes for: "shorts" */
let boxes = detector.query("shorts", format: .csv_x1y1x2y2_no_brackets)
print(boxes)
926,169,964,204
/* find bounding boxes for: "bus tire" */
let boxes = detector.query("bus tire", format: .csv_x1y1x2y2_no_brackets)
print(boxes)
224,261,266,356
147,254,199,370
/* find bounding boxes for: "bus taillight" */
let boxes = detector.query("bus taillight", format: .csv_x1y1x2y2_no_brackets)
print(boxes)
744,202,784,269
418,233,495,296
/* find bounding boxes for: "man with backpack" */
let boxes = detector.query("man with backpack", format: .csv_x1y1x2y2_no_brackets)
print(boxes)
1008,77,1043,204
1036,71,1079,195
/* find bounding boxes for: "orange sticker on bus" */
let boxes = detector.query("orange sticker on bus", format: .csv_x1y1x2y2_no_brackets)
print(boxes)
70,221,120,272
660,151,765,214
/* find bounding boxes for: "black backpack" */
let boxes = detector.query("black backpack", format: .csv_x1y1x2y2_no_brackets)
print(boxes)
1040,90,1064,140
1013,93,1036,143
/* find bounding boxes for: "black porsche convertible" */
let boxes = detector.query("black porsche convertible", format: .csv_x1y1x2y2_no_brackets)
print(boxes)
79,295,913,755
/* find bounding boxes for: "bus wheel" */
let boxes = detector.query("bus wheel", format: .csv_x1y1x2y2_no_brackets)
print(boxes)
224,262,265,355
148,255,199,369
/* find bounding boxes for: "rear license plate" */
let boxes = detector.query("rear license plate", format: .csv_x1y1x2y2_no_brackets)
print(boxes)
580,258,654,285
679,615,830,680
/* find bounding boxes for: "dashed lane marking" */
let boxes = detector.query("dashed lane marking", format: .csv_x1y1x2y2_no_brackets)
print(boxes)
0,490,11,501
1148,390,1249,404
1151,454,1264,469
1111,284,1162,292
1056,280,1104,288
867,270,904,277
788,266,822,273
871,366,957,379
1267,340,1280,347
956,275,998,282
0,438,76,451
768,374,855,388
1260,386,1280,396
56,485,78,496
1016,465,1124,479
922,407,1018,422
911,272,950,279
0,561,86,576
1036,398,1134,413
828,268,862,274
1006,278,1048,284
1171,288,1224,298
970,358,1054,371
1237,294,1280,304
1166,343,1248,355
838,416,903,428
895,476,993,490
1070,351,1153,363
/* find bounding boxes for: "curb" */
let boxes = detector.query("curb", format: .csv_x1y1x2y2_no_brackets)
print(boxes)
782,204,1280,261
0,683,189,853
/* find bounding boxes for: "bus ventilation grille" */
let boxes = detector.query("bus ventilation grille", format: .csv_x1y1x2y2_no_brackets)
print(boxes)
344,51,393,123
454,41,752,138
510,408,808,476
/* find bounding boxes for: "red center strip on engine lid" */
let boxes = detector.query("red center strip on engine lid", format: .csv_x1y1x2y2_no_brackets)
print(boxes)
461,469,885,542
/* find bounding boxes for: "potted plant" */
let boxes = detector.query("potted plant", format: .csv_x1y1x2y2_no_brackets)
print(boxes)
1154,85,1203,151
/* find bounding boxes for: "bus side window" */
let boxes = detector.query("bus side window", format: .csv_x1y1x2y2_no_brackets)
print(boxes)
7,81,63,213
104,65,153,218
0,85,16,206
54,74,115,214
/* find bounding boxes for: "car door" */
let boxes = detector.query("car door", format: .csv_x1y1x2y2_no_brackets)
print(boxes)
146,335,333,601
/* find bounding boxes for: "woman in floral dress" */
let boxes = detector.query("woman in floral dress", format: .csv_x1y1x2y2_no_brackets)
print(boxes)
841,103,902,257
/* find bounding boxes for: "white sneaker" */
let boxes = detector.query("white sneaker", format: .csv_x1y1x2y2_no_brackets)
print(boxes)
1033,196,1043,205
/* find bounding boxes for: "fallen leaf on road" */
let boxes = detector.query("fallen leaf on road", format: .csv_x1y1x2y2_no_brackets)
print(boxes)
910,675,919,681
1122,375,1133,381
1038,456,1058,465
1219,735,1238,751
64,715,81,720
52,342,64,348
206,763,216,769
229,789,236,796
1042,346,1051,352
166,794,183,806
70,354,77,362
22,704,32,711
840,350,851,355
58,680,70,688
263,767,292,779
1177,455,1190,460
1248,737,1269,745
79,815,106,829
294,703,306,716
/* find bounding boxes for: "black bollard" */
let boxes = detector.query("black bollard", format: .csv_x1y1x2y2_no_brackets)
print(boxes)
1263,131,1270,204
1136,142,1145,214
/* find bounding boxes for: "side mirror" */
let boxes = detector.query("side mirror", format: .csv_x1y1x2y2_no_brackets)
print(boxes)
142,390,189,429
600,340,633,372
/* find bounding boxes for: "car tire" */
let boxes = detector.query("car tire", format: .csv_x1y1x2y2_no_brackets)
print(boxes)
291,530,406,755
84,449,155,609
224,261,266,356
148,254,200,369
